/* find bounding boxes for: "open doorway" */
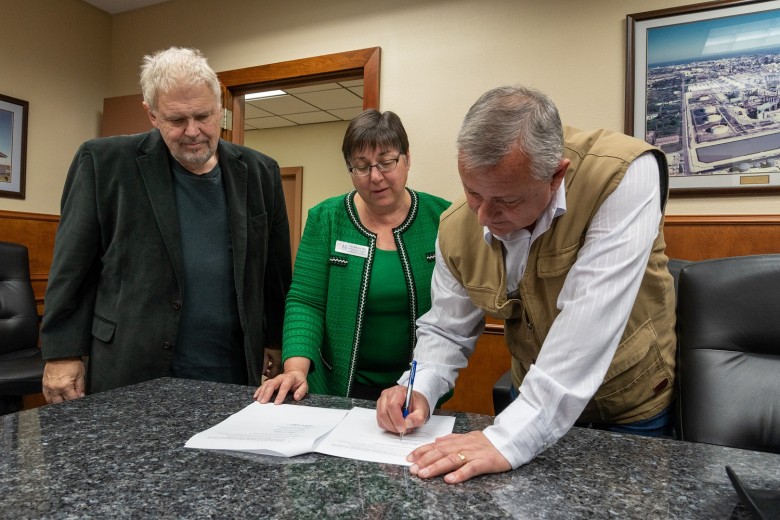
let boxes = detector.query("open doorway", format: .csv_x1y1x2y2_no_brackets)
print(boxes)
216,47,380,144
216,48,380,264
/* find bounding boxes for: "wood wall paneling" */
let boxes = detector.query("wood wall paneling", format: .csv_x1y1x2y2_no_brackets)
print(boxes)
439,320,510,416
3,209,779,414
101,95,151,137
663,215,780,261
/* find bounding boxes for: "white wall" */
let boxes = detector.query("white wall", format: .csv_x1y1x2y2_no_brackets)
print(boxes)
2,0,778,217
0,0,111,214
244,121,354,230
104,0,780,216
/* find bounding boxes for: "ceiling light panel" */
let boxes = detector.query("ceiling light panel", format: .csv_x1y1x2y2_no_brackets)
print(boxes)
243,80,364,129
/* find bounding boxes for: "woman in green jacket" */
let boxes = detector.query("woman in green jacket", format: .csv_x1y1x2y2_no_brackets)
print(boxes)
255,110,449,402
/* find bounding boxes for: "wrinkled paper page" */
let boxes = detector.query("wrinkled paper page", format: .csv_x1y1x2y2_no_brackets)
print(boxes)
185,403,455,466
185,402,348,457
316,407,455,466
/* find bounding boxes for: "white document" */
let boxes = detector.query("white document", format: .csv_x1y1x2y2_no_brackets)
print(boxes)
185,402,349,457
185,402,455,466
315,407,456,466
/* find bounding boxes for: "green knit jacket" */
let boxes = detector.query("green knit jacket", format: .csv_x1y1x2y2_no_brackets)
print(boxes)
282,188,450,397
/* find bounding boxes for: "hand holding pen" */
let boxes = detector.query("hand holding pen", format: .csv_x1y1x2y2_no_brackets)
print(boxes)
400,360,417,441
374,361,429,441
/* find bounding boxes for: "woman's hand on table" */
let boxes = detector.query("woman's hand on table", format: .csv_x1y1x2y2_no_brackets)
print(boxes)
254,370,308,404
254,356,311,404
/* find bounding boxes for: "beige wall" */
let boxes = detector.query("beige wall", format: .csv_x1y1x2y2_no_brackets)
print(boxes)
2,0,778,217
0,0,111,214
244,121,354,230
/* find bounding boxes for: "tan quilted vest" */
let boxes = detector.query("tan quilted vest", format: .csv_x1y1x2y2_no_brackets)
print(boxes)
440,127,676,423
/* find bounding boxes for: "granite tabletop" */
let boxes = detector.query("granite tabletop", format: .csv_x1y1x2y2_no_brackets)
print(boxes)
1,377,778,519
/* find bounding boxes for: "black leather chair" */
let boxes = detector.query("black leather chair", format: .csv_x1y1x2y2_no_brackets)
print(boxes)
492,370,513,415
666,257,688,294
676,254,780,453
0,241,45,414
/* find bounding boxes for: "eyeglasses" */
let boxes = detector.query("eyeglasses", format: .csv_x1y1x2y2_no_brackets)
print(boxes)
348,154,404,177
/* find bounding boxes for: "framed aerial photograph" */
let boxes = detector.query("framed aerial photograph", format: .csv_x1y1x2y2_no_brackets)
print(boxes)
0,94,29,199
627,0,780,194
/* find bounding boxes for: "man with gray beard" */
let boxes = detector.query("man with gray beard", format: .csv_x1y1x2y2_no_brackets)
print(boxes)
41,47,291,402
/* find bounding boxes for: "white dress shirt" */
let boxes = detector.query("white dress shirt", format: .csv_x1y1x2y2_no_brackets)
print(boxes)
404,152,662,468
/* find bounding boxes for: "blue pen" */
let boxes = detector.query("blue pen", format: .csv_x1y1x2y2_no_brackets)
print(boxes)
402,360,417,418
400,360,417,441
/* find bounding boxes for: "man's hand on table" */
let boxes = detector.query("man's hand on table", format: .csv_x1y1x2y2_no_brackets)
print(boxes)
376,384,512,483
42,358,86,404
262,347,282,379
407,431,512,483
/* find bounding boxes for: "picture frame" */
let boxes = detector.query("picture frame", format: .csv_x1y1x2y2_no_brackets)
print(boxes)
626,0,780,195
0,94,29,199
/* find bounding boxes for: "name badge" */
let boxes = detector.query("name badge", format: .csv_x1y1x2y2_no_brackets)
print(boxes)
335,240,369,258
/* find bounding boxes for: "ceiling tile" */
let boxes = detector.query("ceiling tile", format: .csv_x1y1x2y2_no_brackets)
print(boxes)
245,103,274,118
245,116,298,130
296,89,363,110
329,107,364,120
286,83,341,94
242,80,364,129
250,95,318,115
284,112,340,125
340,79,363,88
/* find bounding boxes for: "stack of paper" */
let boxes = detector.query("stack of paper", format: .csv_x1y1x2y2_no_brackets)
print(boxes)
185,403,455,466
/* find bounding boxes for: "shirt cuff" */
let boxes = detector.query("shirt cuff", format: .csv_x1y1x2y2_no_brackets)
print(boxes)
397,367,449,419
483,398,551,468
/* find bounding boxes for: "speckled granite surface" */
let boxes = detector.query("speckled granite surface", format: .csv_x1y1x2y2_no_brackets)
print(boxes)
1,378,777,519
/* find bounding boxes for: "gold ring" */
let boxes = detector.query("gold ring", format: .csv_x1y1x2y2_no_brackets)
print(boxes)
457,453,466,465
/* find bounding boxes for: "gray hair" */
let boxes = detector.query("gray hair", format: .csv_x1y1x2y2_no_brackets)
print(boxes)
456,85,563,181
139,47,221,112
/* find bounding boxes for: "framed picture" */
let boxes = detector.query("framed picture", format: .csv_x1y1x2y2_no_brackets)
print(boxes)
0,94,29,199
627,0,780,194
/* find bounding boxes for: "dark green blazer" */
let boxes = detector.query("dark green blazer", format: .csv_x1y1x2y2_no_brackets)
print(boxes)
41,130,291,393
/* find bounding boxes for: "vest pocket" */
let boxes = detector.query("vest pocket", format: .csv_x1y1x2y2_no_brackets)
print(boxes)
536,243,579,278
591,320,673,422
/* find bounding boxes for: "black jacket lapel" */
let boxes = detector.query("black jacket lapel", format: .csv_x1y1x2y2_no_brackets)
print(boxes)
219,141,248,303
136,130,185,290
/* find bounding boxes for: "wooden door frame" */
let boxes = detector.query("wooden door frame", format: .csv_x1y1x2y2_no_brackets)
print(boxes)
216,47,381,144
280,166,303,262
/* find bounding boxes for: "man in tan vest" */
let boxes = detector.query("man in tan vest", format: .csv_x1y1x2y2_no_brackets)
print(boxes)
376,85,677,483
